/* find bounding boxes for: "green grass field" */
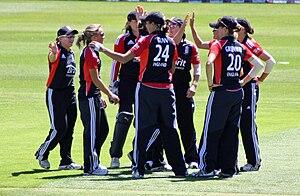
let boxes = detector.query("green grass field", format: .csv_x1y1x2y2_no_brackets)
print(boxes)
0,1,299,195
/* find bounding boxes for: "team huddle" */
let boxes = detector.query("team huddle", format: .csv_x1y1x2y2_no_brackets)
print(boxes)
34,5,276,179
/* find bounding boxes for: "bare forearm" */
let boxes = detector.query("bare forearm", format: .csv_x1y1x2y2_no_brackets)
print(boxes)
101,46,128,64
93,78,112,97
241,74,253,85
90,69,113,97
173,23,186,45
191,27,209,50
206,61,213,86
258,72,269,82
191,26,202,48
192,75,200,88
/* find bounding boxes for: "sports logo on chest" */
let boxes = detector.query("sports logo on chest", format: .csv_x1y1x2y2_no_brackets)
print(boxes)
127,40,135,45
175,58,186,70
66,64,76,74
67,53,75,66
66,54,76,77
184,46,189,55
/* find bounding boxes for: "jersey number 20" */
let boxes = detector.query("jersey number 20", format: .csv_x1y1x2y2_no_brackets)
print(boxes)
227,54,242,71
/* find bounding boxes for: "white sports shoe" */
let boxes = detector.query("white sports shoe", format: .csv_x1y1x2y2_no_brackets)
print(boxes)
188,162,199,169
58,162,83,170
83,165,108,176
39,160,50,169
132,170,144,179
151,164,173,172
240,163,260,172
110,157,120,168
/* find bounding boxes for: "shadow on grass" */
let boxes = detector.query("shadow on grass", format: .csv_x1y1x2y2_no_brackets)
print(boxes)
81,170,227,182
108,166,132,169
83,175,226,182
11,168,230,182
12,169,83,179
11,169,59,176
42,174,84,179
170,175,226,182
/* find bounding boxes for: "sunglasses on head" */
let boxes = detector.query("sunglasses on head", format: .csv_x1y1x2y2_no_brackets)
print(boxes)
218,18,228,29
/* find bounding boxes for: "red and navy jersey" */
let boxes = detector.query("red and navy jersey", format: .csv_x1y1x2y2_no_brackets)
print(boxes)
130,30,178,88
209,39,217,48
46,44,76,90
110,32,140,83
78,46,101,99
210,36,253,89
240,35,264,82
173,39,200,86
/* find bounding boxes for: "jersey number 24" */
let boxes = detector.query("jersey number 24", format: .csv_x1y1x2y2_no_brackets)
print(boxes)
154,45,170,62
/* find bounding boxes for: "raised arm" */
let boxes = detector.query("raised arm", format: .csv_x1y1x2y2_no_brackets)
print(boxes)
190,12,210,50
48,42,58,63
173,14,189,45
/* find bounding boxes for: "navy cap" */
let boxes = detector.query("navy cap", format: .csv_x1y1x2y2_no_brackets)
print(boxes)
166,17,183,26
237,18,254,34
57,26,78,37
144,12,165,25
209,22,219,29
209,16,238,30
127,10,137,21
